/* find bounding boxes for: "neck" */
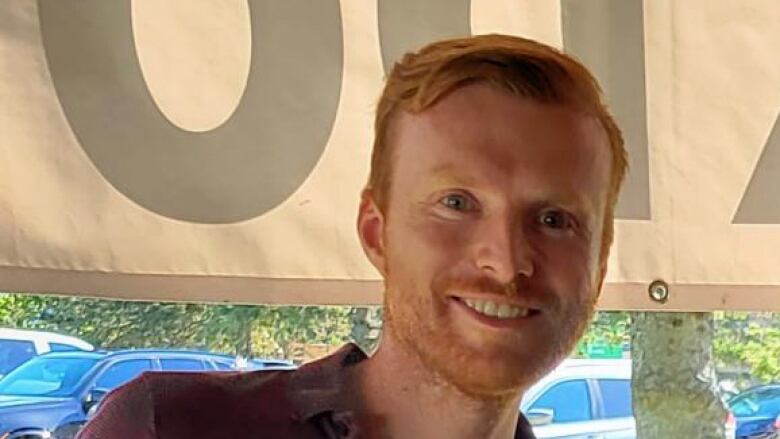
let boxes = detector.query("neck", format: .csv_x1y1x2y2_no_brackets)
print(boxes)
350,332,523,439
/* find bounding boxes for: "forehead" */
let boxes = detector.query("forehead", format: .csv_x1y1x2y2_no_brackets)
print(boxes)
390,83,612,201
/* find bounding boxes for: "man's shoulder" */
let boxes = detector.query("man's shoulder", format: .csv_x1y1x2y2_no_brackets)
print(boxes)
129,368,305,437
142,344,363,432
81,345,365,438
142,366,292,391
142,367,295,414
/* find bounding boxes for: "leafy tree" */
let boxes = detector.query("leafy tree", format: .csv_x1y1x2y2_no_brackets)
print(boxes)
251,306,353,359
4,293,780,382
0,293,353,361
574,311,630,357
714,312,780,384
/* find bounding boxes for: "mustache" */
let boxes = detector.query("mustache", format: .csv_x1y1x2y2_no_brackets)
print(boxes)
437,274,534,298
434,274,562,310
445,277,517,296
438,277,564,316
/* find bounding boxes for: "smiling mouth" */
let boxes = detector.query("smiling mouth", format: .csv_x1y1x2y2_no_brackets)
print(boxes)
453,297,540,320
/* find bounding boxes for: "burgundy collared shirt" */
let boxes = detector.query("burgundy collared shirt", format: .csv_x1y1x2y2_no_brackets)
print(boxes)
78,344,536,439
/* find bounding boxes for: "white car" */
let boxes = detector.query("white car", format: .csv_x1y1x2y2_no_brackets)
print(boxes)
0,328,94,376
520,359,736,439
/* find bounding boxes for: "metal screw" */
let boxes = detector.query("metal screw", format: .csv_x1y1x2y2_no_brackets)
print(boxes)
648,279,669,303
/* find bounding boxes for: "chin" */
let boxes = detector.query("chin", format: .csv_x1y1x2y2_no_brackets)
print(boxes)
391,320,571,401
431,339,573,400
383,278,597,401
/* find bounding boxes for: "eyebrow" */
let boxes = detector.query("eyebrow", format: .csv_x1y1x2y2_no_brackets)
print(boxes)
427,164,480,188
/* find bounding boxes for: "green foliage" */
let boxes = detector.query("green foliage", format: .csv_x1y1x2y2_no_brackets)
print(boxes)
252,306,353,358
713,312,780,384
575,311,780,384
0,293,353,360
574,311,631,358
3,293,780,383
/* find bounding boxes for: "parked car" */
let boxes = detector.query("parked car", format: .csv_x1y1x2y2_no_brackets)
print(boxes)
201,353,293,371
0,328,94,377
237,356,295,371
729,384,780,439
520,359,737,439
521,359,636,439
0,348,286,439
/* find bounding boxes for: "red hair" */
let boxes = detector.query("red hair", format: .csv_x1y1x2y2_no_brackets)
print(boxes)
368,34,627,266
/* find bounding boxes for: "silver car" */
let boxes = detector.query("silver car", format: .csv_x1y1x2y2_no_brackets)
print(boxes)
520,359,736,439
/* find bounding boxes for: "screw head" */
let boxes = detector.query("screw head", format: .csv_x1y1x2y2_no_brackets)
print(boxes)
648,279,669,303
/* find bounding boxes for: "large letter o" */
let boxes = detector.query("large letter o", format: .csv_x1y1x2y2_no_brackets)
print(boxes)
39,0,343,223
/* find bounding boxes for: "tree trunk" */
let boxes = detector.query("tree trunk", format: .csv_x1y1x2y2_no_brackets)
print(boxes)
631,312,727,438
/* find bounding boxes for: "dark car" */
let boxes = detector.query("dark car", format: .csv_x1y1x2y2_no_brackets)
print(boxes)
0,349,290,439
729,384,780,439
239,356,296,371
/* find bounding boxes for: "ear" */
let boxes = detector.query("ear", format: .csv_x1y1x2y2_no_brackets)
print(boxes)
357,189,387,276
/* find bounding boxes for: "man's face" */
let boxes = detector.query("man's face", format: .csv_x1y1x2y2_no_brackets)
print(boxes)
361,83,612,398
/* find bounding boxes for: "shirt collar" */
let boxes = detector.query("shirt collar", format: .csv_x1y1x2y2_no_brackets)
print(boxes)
286,343,536,439
287,342,367,422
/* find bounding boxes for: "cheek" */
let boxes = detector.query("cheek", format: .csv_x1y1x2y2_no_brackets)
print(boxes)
534,238,597,294
417,216,471,247
384,216,475,301
392,215,472,267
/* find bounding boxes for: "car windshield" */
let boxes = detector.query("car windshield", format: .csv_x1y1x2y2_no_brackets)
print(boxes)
0,356,98,397
730,387,780,417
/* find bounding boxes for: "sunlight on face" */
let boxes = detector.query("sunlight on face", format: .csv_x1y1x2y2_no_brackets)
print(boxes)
381,83,612,398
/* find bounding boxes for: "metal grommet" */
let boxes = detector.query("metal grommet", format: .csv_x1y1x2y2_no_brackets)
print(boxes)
648,279,669,304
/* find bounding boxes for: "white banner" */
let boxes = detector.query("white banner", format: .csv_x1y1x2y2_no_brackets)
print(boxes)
1,0,779,310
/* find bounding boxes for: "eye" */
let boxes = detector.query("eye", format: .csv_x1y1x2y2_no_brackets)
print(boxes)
439,193,476,212
539,209,573,230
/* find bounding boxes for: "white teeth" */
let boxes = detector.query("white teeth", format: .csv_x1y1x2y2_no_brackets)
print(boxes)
497,304,513,318
461,299,529,320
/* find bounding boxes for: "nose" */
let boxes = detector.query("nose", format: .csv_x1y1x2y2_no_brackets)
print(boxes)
472,214,534,286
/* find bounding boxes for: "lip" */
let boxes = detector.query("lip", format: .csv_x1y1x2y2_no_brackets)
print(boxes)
449,296,540,329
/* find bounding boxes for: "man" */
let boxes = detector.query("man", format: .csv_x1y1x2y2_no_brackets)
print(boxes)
79,34,627,439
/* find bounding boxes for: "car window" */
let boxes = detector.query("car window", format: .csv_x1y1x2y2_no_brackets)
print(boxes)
529,379,592,423
730,397,758,417
731,387,780,417
160,358,206,371
0,339,37,375
212,360,234,371
597,379,633,419
95,359,154,390
0,356,98,396
49,342,83,352
261,361,293,368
